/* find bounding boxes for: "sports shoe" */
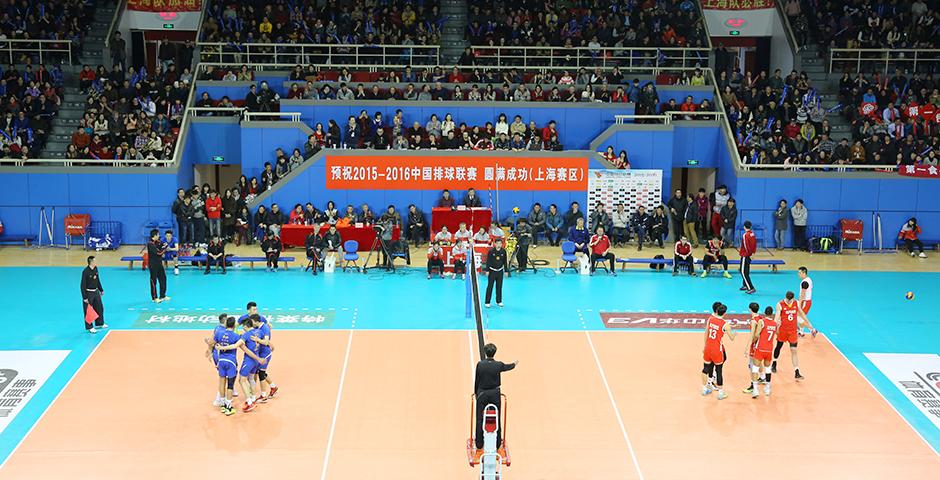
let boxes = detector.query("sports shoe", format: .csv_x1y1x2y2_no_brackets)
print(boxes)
174,267,179,275
153,298,163,303
223,406,235,416
700,270,708,278
232,390,238,397
746,289,756,294
751,387,760,398
739,286,748,291
717,391,728,400
763,384,771,396
268,385,278,398
609,270,616,277
242,400,256,413
213,398,222,407
919,252,927,258
798,330,806,338
910,252,916,257
484,303,491,308
811,329,818,338
702,386,713,396
742,385,754,394
99,324,108,329
723,271,732,279
162,296,171,302
795,371,804,381
427,274,431,279
88,327,97,334
497,303,504,307
771,363,777,374
258,394,270,403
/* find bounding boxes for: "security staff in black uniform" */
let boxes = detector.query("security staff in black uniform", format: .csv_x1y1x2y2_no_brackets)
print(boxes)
147,229,170,303
80,255,106,333
474,343,517,450
484,238,509,307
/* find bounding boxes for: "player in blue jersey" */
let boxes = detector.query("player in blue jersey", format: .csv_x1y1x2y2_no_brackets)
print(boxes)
209,316,248,416
251,316,279,401
206,313,228,406
237,314,267,412
238,301,269,326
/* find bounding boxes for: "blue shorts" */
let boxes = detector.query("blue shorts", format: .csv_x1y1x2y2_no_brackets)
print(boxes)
239,357,259,377
258,353,272,371
217,358,237,378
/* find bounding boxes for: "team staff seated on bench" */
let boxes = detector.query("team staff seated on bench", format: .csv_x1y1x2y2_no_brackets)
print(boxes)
673,236,695,276
305,226,324,275
427,241,445,278
589,226,616,276
701,235,732,278
567,217,590,255
261,227,282,272
205,235,226,274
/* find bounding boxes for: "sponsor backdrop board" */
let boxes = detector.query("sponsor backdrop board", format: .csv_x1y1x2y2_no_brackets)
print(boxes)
0,350,69,435
587,169,663,215
865,353,940,430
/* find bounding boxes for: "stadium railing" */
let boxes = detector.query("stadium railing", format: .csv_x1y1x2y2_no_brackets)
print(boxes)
828,48,940,74
0,38,73,65
614,111,724,124
196,42,442,68
468,46,711,70
773,0,802,54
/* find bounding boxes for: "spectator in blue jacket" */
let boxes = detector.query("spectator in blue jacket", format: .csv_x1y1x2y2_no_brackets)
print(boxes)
545,203,565,246
567,216,590,255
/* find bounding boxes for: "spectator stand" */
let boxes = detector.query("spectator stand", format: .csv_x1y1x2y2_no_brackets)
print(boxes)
829,50,940,77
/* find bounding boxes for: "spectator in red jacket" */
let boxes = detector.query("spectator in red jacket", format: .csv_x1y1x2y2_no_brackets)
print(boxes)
738,221,757,294
541,120,558,143
589,225,616,276
205,190,223,238
899,217,927,258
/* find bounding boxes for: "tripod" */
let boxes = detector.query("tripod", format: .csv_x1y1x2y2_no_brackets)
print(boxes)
363,228,397,273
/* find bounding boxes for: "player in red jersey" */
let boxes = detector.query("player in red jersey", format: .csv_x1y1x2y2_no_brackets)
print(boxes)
742,302,763,395
747,306,779,397
771,291,814,380
702,302,736,400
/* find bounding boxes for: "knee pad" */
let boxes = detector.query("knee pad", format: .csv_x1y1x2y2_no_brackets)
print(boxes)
702,363,715,376
751,364,761,374
227,377,236,389
258,370,267,381
715,364,725,384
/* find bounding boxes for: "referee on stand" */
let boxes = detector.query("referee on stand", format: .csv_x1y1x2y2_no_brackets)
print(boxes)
484,239,509,307
739,221,757,294
81,255,107,333
474,343,517,451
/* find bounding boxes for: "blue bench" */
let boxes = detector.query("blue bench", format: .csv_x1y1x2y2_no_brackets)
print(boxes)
0,234,37,246
615,257,784,272
120,255,295,269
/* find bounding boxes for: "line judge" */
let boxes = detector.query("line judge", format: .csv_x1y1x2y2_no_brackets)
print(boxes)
81,255,107,333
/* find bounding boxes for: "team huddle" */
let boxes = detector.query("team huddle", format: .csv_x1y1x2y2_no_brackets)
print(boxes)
205,302,279,415
701,267,818,400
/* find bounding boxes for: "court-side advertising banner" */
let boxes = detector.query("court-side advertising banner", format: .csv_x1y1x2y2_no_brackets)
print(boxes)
325,155,589,191
865,353,940,429
134,310,337,329
600,312,752,329
0,350,70,434
587,169,663,214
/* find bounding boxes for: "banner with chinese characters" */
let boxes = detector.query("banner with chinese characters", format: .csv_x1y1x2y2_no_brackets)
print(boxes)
865,353,940,430
325,155,589,191
587,169,663,214
127,0,202,12
702,0,774,10
898,165,940,179
0,350,69,435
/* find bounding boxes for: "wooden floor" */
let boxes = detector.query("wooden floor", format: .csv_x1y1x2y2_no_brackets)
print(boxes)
3,330,937,480
2,242,937,272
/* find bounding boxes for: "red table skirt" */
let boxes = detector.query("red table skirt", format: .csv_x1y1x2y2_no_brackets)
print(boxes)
280,224,400,250
430,244,491,272
431,208,492,236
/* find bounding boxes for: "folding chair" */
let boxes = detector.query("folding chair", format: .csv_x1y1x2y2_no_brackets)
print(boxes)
342,240,360,272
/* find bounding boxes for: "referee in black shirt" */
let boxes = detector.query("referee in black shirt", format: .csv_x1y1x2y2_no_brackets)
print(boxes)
474,343,517,450
147,229,170,303
484,239,508,307
80,255,106,333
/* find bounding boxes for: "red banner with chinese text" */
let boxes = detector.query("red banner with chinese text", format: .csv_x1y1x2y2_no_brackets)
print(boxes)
325,155,589,191
898,165,940,179
702,0,774,10
127,0,202,13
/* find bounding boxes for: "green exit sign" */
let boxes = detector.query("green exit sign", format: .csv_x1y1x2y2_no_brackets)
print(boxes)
163,23,174,29
687,159,700,166
729,30,740,36
211,155,224,163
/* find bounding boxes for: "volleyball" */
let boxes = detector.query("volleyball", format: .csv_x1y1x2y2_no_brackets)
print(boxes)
905,292,915,300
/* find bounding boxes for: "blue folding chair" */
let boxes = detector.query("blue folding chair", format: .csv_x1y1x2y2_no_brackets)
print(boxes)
342,240,360,272
556,241,579,273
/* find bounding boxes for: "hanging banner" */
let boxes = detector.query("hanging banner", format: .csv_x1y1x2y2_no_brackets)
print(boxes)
325,155,588,191
898,165,940,179
702,0,775,9
122,0,202,30
126,0,202,13
587,169,663,214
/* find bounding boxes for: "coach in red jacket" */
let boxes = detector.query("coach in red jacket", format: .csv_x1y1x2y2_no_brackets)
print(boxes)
738,221,757,294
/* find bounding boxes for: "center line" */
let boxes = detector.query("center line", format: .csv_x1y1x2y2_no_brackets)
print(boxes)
585,331,645,480
320,328,354,480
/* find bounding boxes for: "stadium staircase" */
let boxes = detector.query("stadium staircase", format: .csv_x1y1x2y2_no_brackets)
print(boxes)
440,0,468,64
797,41,852,142
44,3,116,159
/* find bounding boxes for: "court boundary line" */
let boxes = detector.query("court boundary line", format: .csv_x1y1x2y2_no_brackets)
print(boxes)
823,333,940,457
0,330,112,471
584,331,646,480
319,328,354,480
